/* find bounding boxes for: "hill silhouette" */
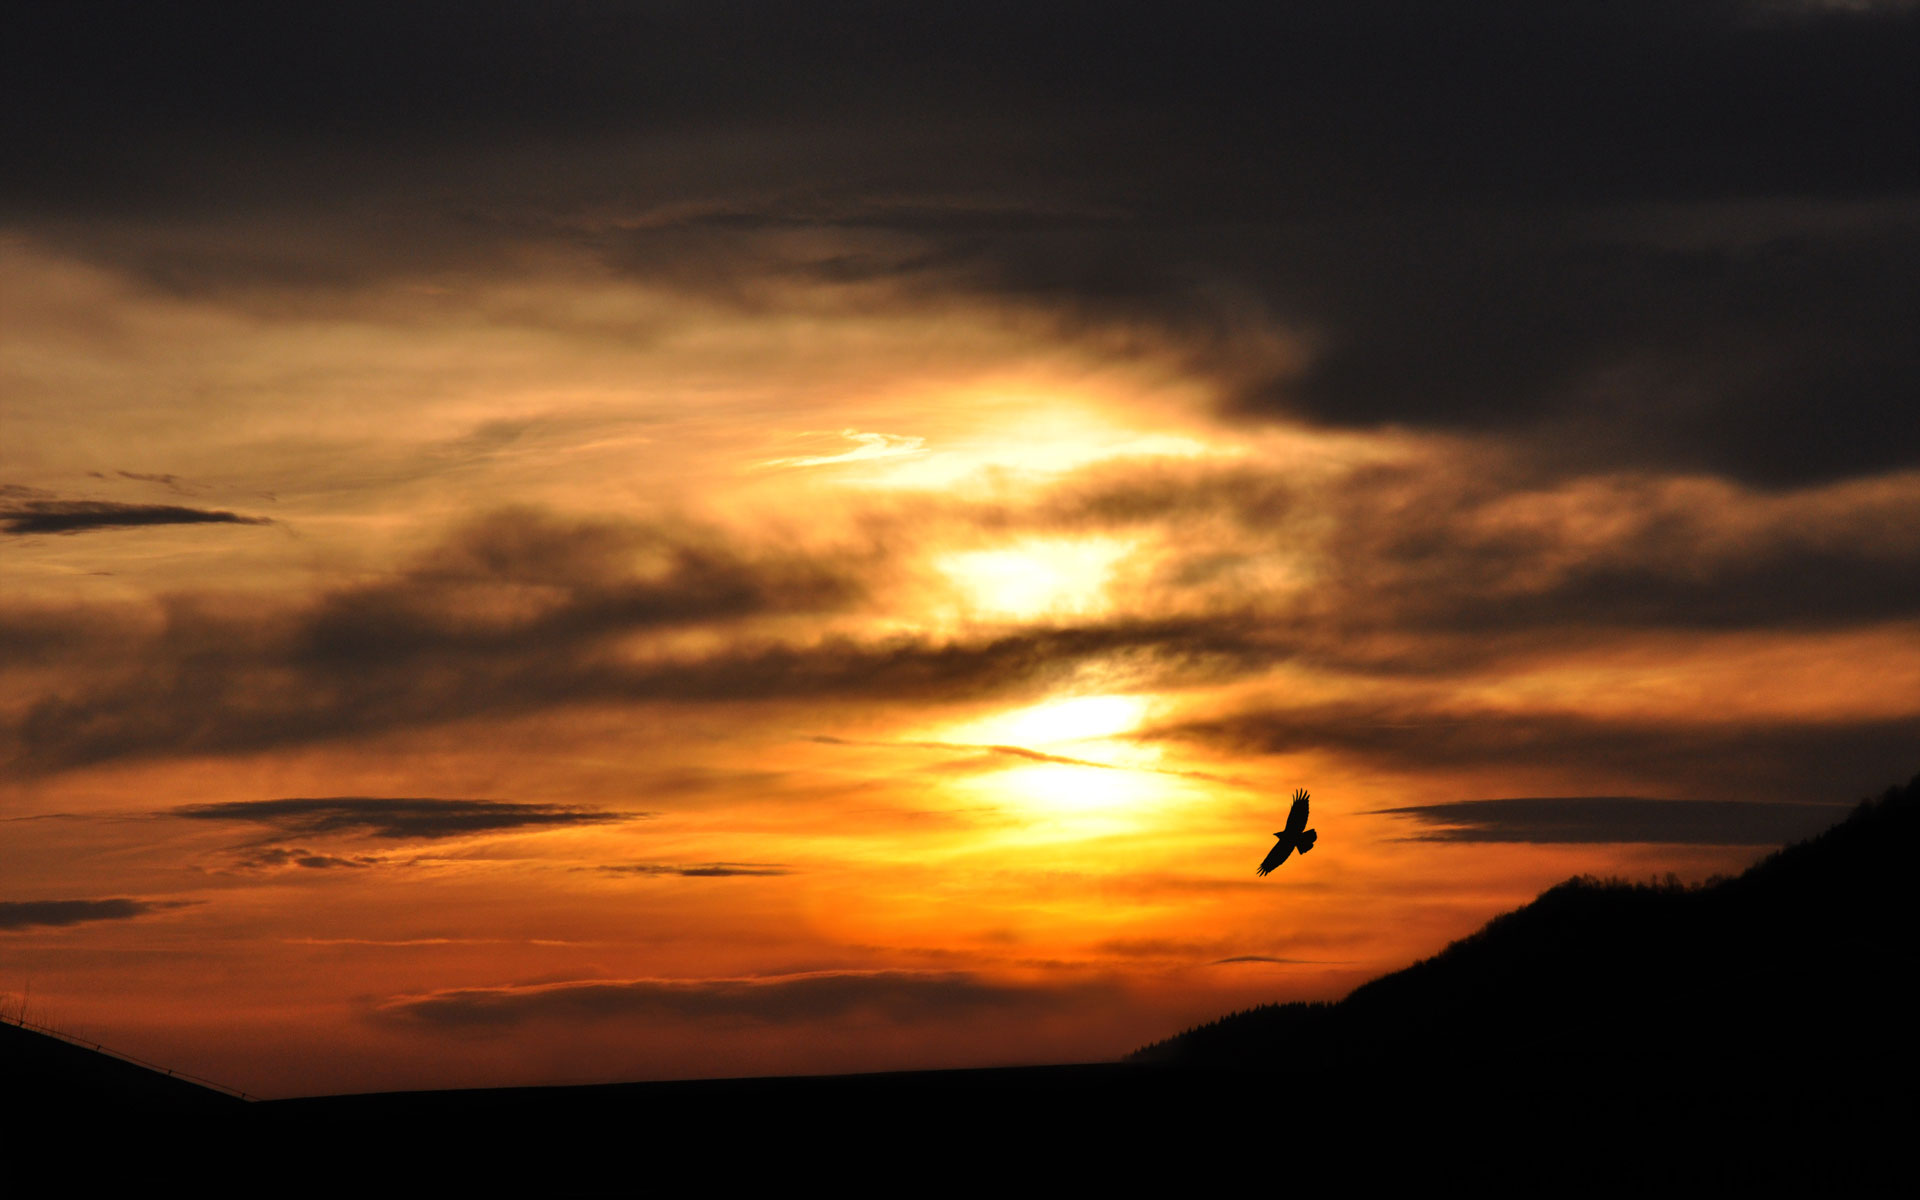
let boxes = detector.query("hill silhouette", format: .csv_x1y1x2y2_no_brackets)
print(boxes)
1133,775,1916,1095
0,1016,243,1111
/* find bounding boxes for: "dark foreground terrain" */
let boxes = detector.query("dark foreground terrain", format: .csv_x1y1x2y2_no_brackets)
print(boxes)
10,777,1914,1190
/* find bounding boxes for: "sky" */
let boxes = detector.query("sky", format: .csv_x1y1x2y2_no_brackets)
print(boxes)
3,1,1917,1098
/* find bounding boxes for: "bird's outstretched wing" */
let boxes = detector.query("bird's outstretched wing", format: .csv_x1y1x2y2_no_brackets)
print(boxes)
1284,788,1310,834
1256,840,1291,876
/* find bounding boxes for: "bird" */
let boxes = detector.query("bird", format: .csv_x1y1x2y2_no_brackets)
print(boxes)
1257,788,1317,876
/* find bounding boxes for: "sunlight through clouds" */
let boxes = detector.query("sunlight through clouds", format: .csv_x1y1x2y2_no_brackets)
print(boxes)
965,762,1168,830
759,429,927,469
937,536,1136,620
945,694,1151,748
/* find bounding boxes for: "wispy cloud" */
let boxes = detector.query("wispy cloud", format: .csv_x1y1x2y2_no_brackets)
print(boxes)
1,500,271,535
172,796,636,840
1372,796,1850,845
0,897,191,930
810,735,1243,785
1147,702,1920,802
112,471,197,496
381,970,1111,1029
595,862,792,878
7,463,1919,804
282,937,592,947
1092,937,1335,964
231,846,384,871
2,521,1275,774
760,429,925,469
0,508,878,775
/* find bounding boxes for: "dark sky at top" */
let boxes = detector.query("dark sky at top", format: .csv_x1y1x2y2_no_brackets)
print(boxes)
10,0,1918,487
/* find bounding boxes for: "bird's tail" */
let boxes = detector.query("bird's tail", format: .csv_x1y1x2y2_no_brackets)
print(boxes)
1297,829,1317,855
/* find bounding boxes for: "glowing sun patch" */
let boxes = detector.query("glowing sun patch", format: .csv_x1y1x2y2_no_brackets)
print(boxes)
950,694,1150,748
937,536,1133,620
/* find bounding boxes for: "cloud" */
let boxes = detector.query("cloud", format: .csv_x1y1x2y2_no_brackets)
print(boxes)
760,429,926,469
0,494,1282,773
1094,938,1227,959
289,507,859,669
0,500,272,535
1218,210,1920,487
1148,703,1920,802
230,846,383,871
1091,938,1333,964
1371,796,1851,845
5,464,1918,787
113,471,196,495
0,508,889,774
15,4,1911,211
810,735,1244,785
0,898,189,930
1040,458,1920,636
9,3,1915,484
596,863,791,878
172,796,634,840
282,936,590,947
380,969,1107,1029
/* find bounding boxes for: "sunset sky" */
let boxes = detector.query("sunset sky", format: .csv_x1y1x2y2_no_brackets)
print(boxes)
4,2,1917,1098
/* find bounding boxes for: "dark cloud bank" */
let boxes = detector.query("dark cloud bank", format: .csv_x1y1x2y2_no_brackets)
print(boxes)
1373,796,1850,845
597,863,790,878
1150,701,1920,802
172,796,633,840
1041,458,1920,635
9,1,1917,486
0,508,869,774
0,507,1273,775
0,898,186,931
0,500,272,536
2,493,1915,803
232,846,383,871
381,970,1108,1030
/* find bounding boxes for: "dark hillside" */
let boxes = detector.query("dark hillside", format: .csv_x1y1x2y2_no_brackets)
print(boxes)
1134,776,1918,1114
1,1015,243,1115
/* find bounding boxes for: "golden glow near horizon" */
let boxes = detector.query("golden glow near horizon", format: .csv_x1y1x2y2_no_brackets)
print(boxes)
3,236,1916,1100
937,694,1168,830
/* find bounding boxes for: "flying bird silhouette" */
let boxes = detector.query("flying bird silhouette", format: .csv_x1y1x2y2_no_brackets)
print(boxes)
1258,788,1317,876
